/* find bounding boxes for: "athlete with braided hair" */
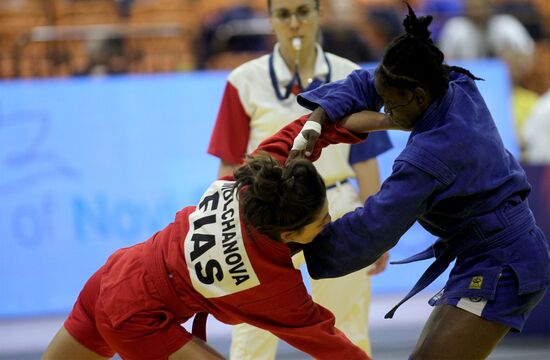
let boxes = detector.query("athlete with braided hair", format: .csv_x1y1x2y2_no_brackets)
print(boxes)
290,3,550,359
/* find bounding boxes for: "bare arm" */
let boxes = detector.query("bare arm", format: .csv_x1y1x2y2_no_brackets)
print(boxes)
308,107,400,133
352,158,381,202
341,110,401,133
352,159,389,276
288,108,398,161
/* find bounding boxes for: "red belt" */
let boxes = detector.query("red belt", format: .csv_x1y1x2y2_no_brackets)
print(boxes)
142,235,208,341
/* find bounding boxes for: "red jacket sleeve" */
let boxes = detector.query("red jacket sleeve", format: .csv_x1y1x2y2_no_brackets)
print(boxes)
208,81,250,164
238,284,370,359
252,115,368,165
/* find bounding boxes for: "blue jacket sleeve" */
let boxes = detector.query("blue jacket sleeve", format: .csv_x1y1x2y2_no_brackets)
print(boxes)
303,161,445,279
297,69,382,122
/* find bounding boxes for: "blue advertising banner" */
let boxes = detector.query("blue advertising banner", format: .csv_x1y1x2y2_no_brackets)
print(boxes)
0,59,518,317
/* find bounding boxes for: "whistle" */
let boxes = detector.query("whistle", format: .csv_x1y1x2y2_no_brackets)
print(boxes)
292,37,302,51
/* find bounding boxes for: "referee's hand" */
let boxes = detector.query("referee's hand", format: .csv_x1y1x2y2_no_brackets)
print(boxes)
367,252,389,276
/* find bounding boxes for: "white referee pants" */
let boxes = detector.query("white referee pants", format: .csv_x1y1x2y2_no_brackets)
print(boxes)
229,181,372,359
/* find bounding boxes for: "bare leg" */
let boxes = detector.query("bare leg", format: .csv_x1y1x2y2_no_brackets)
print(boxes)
411,304,510,360
42,327,108,360
169,336,226,360
43,327,225,360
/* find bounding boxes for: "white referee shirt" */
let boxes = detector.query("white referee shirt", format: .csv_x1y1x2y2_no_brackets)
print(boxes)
209,43,371,185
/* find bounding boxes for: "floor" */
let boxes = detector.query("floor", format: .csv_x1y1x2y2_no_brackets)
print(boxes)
1,294,549,359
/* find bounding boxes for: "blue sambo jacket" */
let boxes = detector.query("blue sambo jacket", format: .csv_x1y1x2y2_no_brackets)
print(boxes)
298,69,550,317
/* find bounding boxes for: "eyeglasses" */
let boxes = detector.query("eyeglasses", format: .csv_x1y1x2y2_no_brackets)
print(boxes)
383,93,415,113
271,6,317,24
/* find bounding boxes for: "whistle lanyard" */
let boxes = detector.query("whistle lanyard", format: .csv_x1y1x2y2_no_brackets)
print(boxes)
269,50,332,101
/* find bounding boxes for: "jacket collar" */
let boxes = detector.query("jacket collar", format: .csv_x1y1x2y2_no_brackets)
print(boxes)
411,82,456,136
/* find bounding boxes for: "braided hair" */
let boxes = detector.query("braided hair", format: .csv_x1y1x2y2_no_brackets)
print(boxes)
234,152,326,241
377,2,482,99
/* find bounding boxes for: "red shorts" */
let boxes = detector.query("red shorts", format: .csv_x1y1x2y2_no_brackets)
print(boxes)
64,246,193,360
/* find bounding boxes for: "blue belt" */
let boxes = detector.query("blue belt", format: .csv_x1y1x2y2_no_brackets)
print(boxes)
385,201,535,319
